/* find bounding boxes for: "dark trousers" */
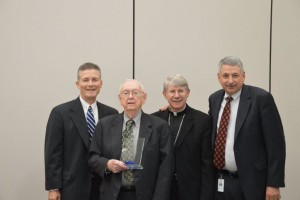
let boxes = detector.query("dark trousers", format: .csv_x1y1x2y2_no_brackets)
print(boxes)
117,187,137,200
215,171,246,200
170,174,179,200
89,176,100,200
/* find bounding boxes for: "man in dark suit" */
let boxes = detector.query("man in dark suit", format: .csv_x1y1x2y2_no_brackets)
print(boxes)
89,79,173,200
44,63,118,200
152,74,214,200
209,56,285,200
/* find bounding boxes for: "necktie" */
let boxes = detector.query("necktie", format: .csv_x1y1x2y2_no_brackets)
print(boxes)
121,120,135,183
213,96,233,170
87,106,96,140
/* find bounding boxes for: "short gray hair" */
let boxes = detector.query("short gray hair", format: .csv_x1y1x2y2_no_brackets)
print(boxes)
119,79,145,93
218,56,244,72
163,74,190,91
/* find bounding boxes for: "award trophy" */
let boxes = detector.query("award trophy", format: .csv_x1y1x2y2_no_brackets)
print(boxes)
124,138,145,170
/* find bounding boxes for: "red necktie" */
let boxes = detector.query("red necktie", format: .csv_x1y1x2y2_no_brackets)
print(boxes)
213,96,233,170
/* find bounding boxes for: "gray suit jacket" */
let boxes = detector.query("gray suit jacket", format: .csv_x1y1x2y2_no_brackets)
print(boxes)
89,112,173,200
44,97,118,200
209,84,285,199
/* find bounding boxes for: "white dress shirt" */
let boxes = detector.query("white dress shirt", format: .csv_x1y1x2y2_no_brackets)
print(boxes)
217,89,241,172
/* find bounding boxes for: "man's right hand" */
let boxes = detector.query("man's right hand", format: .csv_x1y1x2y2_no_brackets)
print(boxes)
107,159,128,173
48,190,61,200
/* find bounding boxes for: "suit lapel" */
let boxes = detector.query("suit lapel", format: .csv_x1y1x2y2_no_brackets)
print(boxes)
235,85,251,140
96,102,107,120
110,114,123,159
211,92,224,147
70,98,90,149
138,112,152,157
133,112,152,180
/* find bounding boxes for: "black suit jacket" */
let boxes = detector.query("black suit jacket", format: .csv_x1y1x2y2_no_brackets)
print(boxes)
89,112,173,200
44,97,118,200
152,105,214,200
209,84,285,199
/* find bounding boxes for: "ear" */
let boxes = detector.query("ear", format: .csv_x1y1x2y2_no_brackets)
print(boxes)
163,91,167,99
217,73,222,83
186,89,190,97
142,93,147,105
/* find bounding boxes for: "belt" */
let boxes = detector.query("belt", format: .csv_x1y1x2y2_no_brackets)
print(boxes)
120,186,136,192
219,169,239,178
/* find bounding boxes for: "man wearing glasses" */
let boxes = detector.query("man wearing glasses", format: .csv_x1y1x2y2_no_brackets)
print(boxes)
89,79,173,200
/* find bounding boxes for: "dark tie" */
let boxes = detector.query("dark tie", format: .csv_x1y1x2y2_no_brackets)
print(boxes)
121,120,135,183
87,106,96,140
213,96,233,170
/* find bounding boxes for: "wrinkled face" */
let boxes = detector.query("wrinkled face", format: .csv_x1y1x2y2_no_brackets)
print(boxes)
163,85,190,112
76,69,102,104
218,64,245,95
118,80,147,113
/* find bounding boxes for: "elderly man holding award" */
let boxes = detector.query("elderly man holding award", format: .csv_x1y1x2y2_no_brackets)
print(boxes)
89,79,173,200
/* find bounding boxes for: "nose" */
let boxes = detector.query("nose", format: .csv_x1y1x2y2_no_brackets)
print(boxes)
87,80,93,85
174,91,180,97
228,76,234,83
128,92,134,98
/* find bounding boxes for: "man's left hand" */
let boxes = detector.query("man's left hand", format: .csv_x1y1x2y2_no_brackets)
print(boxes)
266,187,281,200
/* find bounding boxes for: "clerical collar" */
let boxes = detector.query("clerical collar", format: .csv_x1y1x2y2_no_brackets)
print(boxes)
168,106,186,116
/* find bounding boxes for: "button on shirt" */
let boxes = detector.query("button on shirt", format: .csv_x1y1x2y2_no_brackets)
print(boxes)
217,90,241,172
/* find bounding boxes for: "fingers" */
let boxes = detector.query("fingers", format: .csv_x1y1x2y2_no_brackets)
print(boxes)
107,159,128,173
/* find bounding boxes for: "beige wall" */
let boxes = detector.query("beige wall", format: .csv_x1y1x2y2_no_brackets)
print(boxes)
0,0,298,199
272,0,300,199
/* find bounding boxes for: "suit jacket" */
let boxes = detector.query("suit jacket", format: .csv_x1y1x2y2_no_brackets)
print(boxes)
44,97,118,200
152,104,214,200
209,84,286,200
88,112,173,200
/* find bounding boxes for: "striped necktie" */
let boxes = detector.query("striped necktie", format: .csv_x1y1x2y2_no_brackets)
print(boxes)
87,106,96,140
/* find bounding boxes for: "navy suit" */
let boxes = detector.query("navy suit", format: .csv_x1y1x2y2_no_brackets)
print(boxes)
89,112,173,200
209,84,285,199
44,97,118,200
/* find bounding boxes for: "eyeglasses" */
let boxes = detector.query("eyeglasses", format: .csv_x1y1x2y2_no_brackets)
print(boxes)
120,90,144,97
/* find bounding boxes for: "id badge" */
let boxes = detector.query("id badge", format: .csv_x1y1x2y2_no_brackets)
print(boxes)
217,178,224,192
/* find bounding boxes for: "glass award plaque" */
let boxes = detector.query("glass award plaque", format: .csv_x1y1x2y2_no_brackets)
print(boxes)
124,138,145,170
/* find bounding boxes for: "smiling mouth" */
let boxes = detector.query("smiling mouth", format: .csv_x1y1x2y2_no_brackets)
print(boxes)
172,100,182,103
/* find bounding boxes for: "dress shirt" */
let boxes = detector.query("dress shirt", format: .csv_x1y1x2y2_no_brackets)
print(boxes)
80,96,99,124
122,110,142,156
217,89,241,172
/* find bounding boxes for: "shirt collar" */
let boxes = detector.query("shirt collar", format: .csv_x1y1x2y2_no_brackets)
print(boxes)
79,96,97,110
225,89,242,101
123,110,142,125
168,104,187,116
